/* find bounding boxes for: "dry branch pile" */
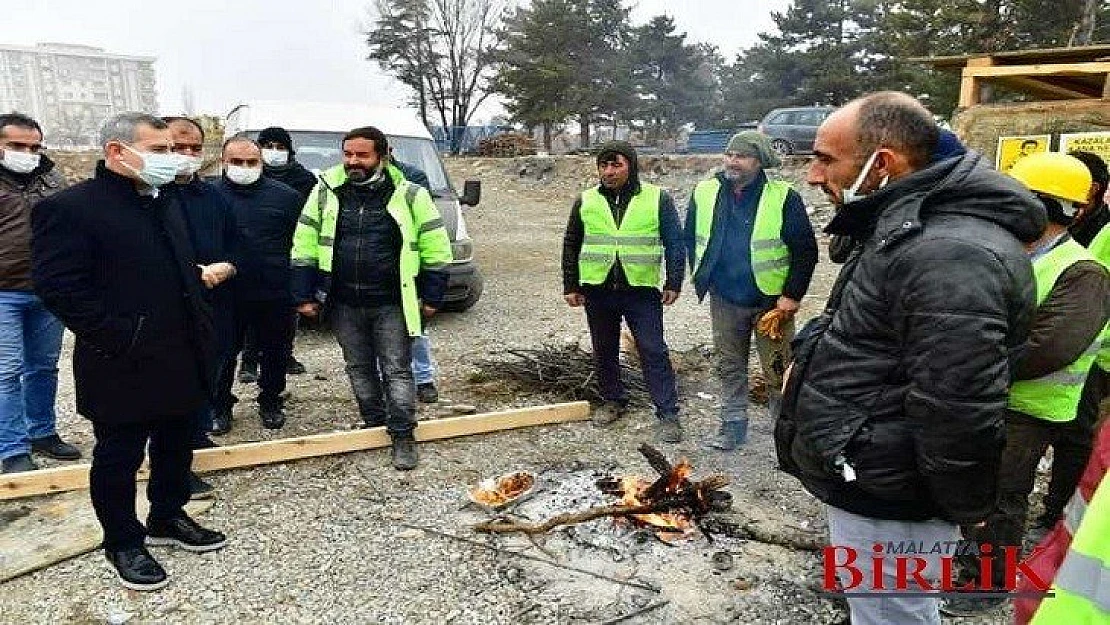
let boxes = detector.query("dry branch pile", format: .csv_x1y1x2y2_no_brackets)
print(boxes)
470,345,652,406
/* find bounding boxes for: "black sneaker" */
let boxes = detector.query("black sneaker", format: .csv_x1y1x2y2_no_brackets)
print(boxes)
106,546,168,591
416,382,439,404
210,408,233,435
146,515,227,553
189,472,215,500
1,453,38,473
260,405,286,430
30,434,82,460
391,435,419,470
286,357,307,375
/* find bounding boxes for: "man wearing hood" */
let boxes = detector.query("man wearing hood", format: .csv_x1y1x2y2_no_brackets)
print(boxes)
776,92,1046,624
562,141,686,443
291,126,452,470
0,112,79,473
684,131,817,451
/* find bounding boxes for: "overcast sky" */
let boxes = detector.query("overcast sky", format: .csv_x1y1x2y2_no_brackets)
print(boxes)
5,0,791,121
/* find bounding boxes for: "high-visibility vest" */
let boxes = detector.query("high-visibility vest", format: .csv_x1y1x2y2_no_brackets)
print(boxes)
1015,421,1110,624
1088,224,1110,371
691,177,792,295
290,163,453,336
577,183,664,288
1030,467,1110,623
1009,238,1101,422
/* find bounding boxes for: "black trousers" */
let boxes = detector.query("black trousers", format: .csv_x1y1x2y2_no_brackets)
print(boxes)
241,312,300,369
1042,366,1109,522
90,416,192,551
217,299,294,411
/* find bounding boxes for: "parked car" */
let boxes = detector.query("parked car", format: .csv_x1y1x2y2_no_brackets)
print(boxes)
756,106,836,156
225,101,484,312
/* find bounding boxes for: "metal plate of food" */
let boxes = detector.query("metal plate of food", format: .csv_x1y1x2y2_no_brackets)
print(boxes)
466,471,538,512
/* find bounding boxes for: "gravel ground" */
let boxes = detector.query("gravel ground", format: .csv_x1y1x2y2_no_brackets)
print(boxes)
1,157,1008,624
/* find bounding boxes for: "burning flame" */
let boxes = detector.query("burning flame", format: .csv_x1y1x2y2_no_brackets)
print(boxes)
615,459,695,534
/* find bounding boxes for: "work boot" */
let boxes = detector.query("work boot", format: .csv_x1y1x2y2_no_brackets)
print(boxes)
105,547,168,592
655,414,684,443
1,453,38,474
591,401,627,427
391,434,419,470
30,434,82,460
237,360,258,384
189,472,215,500
286,356,307,375
416,382,439,404
260,404,286,430
210,407,233,436
708,419,748,451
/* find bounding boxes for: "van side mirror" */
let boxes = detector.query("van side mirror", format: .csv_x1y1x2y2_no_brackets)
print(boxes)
460,180,481,207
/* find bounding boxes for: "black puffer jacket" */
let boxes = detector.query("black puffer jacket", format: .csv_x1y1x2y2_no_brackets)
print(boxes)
775,152,1046,524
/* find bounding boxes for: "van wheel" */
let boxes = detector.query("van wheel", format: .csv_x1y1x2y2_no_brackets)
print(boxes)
441,269,483,312
770,139,793,156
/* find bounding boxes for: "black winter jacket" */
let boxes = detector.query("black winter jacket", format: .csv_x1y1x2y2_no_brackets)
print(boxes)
213,176,302,302
32,163,214,423
263,160,317,202
775,152,1046,524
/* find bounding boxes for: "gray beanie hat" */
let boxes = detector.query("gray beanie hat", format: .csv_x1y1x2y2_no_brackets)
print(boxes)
726,130,782,169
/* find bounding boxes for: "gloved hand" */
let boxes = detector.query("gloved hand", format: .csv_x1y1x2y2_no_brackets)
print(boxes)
757,308,789,341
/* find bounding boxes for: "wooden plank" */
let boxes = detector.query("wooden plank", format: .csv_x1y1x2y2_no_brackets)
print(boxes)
0,401,591,501
994,75,1100,100
959,57,994,107
964,61,1110,79
0,491,213,582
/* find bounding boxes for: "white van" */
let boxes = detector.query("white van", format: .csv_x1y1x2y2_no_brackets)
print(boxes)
224,100,483,311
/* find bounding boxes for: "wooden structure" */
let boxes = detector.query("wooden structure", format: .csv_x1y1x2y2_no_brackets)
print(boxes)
913,45,1110,107
0,402,590,501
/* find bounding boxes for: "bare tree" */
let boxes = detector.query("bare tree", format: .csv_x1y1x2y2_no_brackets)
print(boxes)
367,0,504,153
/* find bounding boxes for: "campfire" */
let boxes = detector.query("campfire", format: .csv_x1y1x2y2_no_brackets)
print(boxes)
474,444,730,540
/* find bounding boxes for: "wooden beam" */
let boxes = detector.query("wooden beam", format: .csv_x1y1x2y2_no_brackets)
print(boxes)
994,75,1101,100
960,57,995,108
0,401,591,501
963,61,1110,79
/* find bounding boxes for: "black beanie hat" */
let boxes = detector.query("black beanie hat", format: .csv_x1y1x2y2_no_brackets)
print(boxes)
257,127,294,154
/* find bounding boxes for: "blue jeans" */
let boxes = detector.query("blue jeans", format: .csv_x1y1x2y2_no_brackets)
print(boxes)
412,334,436,385
330,303,416,435
0,291,65,460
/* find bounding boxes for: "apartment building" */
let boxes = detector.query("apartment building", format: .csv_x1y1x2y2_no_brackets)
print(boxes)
0,43,157,146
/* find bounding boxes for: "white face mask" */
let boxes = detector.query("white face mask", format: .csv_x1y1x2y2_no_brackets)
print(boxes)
121,144,179,188
261,148,289,167
841,150,890,205
175,154,203,177
1,149,41,175
225,164,262,186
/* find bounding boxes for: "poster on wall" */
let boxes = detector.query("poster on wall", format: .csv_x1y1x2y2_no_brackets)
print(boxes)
1059,131,1110,163
996,135,1052,172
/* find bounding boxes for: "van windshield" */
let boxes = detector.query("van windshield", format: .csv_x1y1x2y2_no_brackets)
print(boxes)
264,131,452,194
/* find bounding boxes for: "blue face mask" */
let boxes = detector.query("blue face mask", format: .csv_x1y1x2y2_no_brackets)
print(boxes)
841,150,890,205
121,144,179,188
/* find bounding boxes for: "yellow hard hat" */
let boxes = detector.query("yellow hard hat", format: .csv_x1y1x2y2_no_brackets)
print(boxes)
1008,152,1093,204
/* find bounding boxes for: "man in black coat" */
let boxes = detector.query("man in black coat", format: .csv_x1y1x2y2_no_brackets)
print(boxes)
32,112,227,591
776,93,1045,623
212,137,302,433
238,125,313,381
164,116,239,498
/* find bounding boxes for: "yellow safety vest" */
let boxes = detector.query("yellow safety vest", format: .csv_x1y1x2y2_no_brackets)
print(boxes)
691,177,791,295
577,183,664,288
1088,224,1110,372
290,163,453,336
1009,238,1101,422
1030,473,1110,624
